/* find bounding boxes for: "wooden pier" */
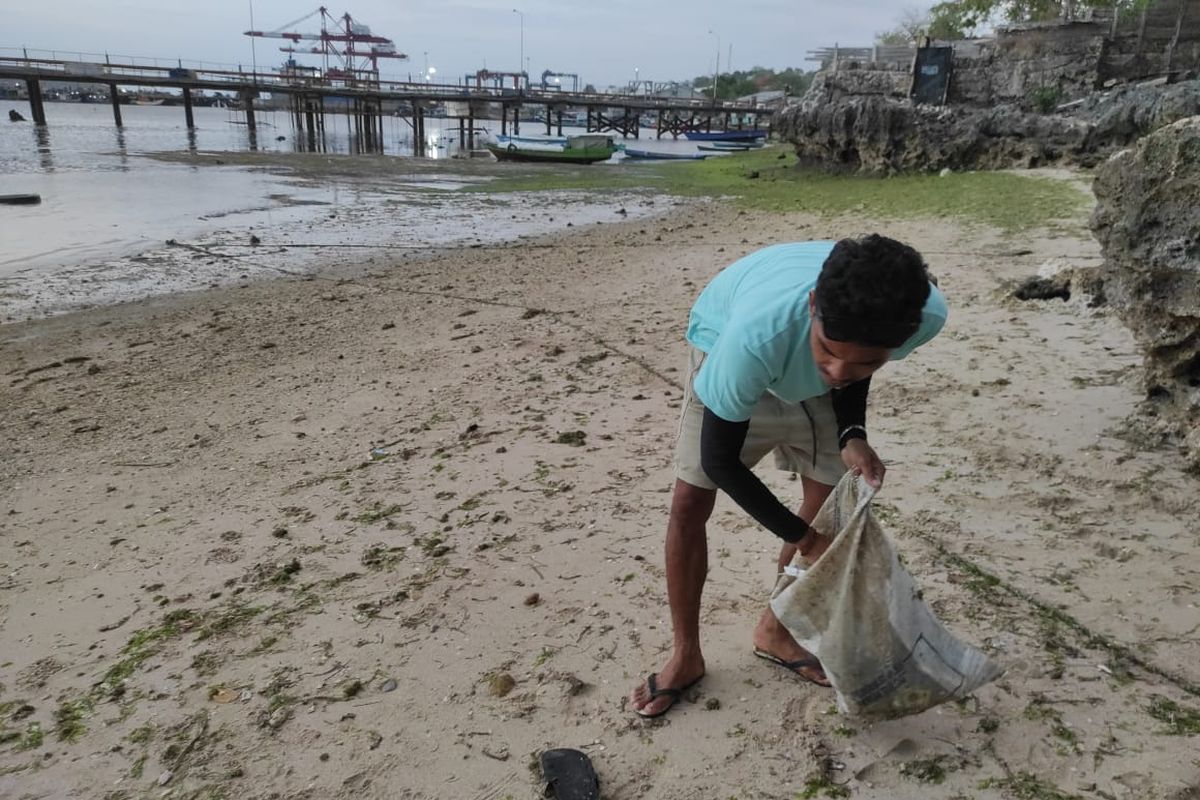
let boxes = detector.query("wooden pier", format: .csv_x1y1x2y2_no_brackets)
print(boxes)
0,56,774,154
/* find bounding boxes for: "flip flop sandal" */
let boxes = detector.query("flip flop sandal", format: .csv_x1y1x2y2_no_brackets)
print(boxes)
753,648,832,688
540,747,600,800
634,672,703,719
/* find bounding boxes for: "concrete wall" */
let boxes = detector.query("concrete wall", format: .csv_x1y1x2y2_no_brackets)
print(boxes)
811,2,1200,110
955,23,1106,104
1102,0,1200,82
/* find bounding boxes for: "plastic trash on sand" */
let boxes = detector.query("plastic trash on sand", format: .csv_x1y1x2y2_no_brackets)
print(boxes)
769,473,1004,720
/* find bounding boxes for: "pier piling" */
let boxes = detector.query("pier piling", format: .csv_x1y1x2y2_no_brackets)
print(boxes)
351,99,358,149
411,100,426,156
378,101,384,151
107,82,121,127
239,90,258,150
240,90,256,133
182,87,195,129
24,79,47,126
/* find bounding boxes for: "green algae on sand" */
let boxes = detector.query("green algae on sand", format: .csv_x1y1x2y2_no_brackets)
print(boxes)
470,148,1090,232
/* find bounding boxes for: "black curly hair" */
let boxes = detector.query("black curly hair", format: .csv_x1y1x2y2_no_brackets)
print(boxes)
814,234,931,348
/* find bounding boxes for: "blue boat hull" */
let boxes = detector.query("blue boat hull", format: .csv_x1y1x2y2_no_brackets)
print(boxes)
683,129,767,142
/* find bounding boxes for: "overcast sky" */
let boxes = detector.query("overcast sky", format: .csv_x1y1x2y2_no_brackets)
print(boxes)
9,1,914,86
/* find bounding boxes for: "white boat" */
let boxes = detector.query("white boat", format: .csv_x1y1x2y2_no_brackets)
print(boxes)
493,134,569,148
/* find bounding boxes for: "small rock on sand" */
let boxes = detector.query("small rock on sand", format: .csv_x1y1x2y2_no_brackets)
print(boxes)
488,673,516,698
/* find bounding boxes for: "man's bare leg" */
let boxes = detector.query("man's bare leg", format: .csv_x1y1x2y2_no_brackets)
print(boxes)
629,479,717,716
751,475,835,685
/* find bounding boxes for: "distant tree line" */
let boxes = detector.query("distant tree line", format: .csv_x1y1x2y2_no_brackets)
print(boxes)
691,67,815,100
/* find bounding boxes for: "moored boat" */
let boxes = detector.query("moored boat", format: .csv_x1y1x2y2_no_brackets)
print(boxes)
486,134,616,164
683,129,768,142
623,148,707,161
710,139,765,149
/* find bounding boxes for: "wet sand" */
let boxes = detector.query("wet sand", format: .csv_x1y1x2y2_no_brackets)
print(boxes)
1,150,664,323
1,190,1198,799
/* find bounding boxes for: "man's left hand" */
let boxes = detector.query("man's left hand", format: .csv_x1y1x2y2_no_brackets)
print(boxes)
841,439,885,489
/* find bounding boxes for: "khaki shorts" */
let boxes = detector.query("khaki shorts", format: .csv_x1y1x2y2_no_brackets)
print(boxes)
674,346,846,489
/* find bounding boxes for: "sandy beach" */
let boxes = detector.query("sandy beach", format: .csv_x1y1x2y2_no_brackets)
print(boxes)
2,167,1198,799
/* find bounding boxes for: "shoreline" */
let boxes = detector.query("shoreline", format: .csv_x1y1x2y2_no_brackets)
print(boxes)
2,185,1199,798
1,149,676,324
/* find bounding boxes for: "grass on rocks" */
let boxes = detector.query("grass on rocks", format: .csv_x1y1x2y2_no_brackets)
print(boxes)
469,147,1091,232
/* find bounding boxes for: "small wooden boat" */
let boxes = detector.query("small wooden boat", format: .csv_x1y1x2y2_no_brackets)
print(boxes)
697,143,751,152
623,148,707,161
0,193,41,205
684,129,768,142
487,134,616,164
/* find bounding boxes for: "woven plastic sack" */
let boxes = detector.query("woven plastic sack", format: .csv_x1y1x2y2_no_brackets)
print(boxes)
769,473,1004,720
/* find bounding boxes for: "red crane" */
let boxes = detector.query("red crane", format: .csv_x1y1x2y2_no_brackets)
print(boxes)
245,6,408,81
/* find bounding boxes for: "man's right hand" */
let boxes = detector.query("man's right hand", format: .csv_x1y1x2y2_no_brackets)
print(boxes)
797,530,833,564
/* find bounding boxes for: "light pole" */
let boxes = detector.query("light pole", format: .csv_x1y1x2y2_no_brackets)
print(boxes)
248,0,258,79
707,29,720,104
634,66,639,93
512,8,525,86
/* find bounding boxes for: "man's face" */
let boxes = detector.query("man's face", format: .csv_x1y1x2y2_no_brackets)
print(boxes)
808,293,891,388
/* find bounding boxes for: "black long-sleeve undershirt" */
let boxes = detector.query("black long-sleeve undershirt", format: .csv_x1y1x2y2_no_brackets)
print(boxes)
831,375,870,447
699,377,871,544
700,408,810,543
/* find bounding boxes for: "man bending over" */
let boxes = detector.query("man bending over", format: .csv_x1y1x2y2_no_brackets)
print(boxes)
630,234,947,718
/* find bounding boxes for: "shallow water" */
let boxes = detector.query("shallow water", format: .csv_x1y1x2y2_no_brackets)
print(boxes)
0,100,678,322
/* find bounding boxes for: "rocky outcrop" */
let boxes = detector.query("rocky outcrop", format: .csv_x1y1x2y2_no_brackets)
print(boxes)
773,96,1092,173
1082,80,1200,145
1091,116,1200,469
802,68,910,103
774,78,1200,174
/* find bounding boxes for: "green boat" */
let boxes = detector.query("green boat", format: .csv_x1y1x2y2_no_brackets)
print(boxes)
487,134,617,164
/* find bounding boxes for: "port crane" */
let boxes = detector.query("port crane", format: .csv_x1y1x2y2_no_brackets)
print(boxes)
245,6,407,80
540,70,579,92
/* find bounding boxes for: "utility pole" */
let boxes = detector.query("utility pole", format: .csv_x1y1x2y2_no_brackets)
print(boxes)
512,8,525,88
248,0,258,80
708,29,720,103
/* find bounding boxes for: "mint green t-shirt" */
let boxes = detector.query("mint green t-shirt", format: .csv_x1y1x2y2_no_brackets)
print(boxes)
687,242,948,422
